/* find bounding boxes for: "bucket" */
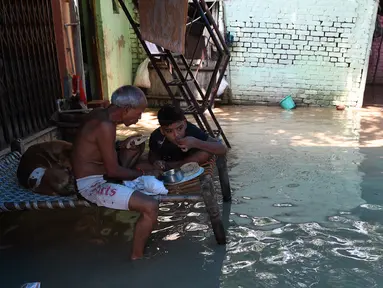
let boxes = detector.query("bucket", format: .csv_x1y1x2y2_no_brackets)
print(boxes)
280,95,296,110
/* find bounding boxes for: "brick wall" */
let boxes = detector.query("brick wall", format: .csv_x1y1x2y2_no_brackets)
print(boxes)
224,0,378,107
126,0,146,78
367,15,383,84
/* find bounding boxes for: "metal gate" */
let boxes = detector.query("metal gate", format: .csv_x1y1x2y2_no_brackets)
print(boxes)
0,0,61,151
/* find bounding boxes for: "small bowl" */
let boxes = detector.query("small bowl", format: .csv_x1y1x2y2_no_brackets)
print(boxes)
162,169,184,184
336,104,345,111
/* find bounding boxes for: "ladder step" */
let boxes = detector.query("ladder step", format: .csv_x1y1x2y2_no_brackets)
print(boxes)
167,78,195,86
184,111,197,115
184,107,207,115
150,52,182,58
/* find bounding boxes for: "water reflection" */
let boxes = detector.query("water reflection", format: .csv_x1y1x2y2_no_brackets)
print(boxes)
216,106,383,287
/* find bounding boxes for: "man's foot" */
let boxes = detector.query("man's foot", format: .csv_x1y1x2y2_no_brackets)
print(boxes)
131,253,144,260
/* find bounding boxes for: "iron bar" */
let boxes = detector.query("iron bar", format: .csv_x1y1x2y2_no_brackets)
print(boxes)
193,0,223,54
118,0,179,106
200,0,230,55
193,1,225,106
207,106,231,148
179,54,207,101
0,0,61,151
117,0,231,147
166,50,215,137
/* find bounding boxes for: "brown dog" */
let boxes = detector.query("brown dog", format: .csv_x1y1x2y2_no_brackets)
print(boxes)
17,140,76,196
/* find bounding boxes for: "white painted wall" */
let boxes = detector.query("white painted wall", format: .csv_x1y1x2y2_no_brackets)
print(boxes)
224,0,378,107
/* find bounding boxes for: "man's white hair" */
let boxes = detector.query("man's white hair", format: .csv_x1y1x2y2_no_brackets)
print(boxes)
111,85,147,108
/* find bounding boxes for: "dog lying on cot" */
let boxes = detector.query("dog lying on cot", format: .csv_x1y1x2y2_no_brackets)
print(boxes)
17,140,76,196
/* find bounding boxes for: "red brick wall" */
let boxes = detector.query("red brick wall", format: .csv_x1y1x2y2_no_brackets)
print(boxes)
367,16,383,84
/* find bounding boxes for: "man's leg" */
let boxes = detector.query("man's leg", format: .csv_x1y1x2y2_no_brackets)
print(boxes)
93,182,158,259
118,142,145,168
128,191,159,260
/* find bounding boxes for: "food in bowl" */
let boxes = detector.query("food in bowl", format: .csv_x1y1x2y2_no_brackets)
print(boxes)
180,162,200,177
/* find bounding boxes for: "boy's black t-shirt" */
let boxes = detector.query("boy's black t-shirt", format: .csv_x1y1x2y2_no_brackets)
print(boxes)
149,122,209,162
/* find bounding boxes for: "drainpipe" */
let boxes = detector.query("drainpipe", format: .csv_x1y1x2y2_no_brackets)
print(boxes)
69,0,87,100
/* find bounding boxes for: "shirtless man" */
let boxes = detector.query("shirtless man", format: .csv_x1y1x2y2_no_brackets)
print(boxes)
71,85,161,260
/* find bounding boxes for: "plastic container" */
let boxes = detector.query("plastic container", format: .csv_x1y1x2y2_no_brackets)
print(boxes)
279,95,296,110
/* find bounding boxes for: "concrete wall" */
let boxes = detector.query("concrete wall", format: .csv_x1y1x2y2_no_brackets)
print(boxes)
224,0,379,107
95,0,135,100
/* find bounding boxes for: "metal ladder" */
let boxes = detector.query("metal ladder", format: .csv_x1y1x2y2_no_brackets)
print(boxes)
117,0,231,148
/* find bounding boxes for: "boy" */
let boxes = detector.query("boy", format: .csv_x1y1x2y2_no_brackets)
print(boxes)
148,105,227,170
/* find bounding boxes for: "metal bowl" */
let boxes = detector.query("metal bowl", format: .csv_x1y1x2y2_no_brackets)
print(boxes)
162,169,184,184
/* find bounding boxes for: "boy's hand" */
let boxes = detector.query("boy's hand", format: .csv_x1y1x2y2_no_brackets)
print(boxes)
153,160,167,171
144,169,163,179
177,136,198,151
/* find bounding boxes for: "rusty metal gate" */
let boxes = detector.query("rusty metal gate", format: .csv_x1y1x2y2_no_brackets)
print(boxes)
0,0,61,151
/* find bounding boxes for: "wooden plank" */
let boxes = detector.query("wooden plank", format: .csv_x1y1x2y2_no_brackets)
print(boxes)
139,0,188,54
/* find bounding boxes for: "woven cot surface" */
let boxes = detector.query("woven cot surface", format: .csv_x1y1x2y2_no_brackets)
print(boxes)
0,152,89,212
0,151,216,211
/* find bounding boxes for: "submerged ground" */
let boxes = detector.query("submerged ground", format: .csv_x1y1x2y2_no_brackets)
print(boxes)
1,105,383,288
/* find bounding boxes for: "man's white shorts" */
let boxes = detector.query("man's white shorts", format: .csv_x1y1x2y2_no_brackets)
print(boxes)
76,175,135,210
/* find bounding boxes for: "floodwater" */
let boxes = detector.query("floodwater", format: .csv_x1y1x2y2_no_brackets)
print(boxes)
1,106,383,288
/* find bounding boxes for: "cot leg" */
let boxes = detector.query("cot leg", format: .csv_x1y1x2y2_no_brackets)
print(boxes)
216,155,232,202
200,175,226,245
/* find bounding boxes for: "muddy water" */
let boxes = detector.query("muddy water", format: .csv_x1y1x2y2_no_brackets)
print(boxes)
215,107,383,287
218,106,383,287
123,106,383,287
2,106,383,288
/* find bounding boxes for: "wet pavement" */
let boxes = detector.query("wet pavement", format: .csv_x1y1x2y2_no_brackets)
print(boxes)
1,106,383,288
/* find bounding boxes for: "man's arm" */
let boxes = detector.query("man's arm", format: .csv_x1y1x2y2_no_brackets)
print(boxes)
97,122,142,180
148,141,211,169
148,149,210,170
193,136,227,155
166,137,226,169
177,136,227,156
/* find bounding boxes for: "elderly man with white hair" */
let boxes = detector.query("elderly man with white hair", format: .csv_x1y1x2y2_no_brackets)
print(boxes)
71,85,162,260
